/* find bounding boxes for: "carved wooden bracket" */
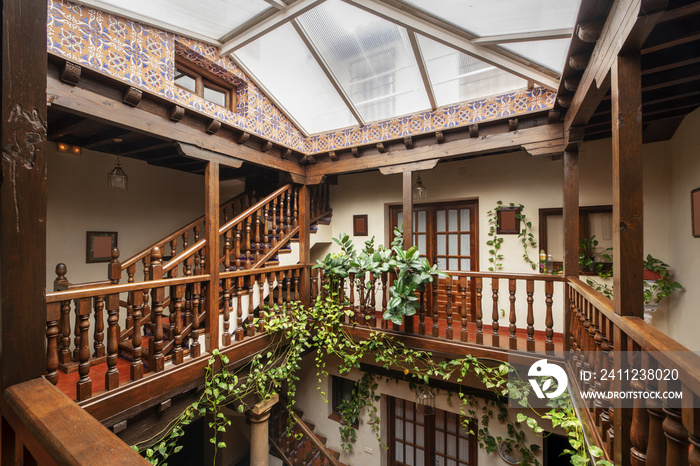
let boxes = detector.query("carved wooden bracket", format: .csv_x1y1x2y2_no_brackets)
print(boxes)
60,61,81,86
122,87,142,107
205,119,221,134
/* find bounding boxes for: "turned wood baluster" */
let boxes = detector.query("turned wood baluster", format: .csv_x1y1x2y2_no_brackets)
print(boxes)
662,379,690,466
285,188,292,235
254,209,262,263
419,289,426,335
245,217,252,268
369,275,377,327
263,202,270,255
223,230,231,271
130,291,144,381
544,280,554,353
357,276,366,325
445,276,454,340
46,302,60,385
293,186,299,229
475,277,483,344
525,280,535,351
271,198,278,247
235,276,245,341
606,325,616,456
191,282,201,358
76,298,93,401
460,277,468,342
598,316,612,439
222,232,232,346
72,297,81,361
348,273,356,323
642,356,664,466
277,271,285,308
491,278,500,347
93,296,105,357
277,192,285,238
234,226,242,270
687,393,700,466
432,277,439,337
246,275,255,336
630,348,649,466
592,309,605,421
59,298,71,364
293,269,300,302
268,271,275,309
508,278,517,349
586,303,600,394
285,270,292,305
255,274,264,332
149,248,165,372
142,257,151,330
127,263,136,283
183,231,192,277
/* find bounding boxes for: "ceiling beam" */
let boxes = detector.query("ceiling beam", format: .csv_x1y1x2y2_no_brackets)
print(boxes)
563,0,668,133
472,28,573,45
220,0,326,55
341,0,560,90
407,30,437,111
263,0,287,10
291,19,365,126
176,143,244,169
306,124,563,177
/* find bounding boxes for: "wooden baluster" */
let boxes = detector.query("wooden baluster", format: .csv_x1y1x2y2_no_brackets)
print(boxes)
592,309,605,423
247,275,255,336
544,280,554,353
245,216,252,268
358,277,366,325
106,292,121,389
432,276,439,337
599,316,612,440
381,272,388,330
293,186,299,228
285,187,292,235
46,302,60,385
236,276,245,341
93,296,105,357
149,248,165,372
369,275,377,327
606,325,616,456
263,202,270,255
234,226,242,270
568,287,578,354
491,278,500,347
76,298,92,401
630,348,649,466
445,276,453,340
142,256,151,331
127,263,136,283
277,192,285,238
348,273,355,323
59,299,71,364
586,302,600,393
268,271,275,310
419,288,426,335
258,274,266,332
169,284,183,365
285,270,292,305
460,276,468,342
271,198,278,247
687,394,700,466
526,280,535,351
254,210,262,263
130,291,144,380
190,281,201,358
508,278,517,350
662,380,690,466
293,269,300,302
277,271,285,308
73,297,81,361
475,277,483,344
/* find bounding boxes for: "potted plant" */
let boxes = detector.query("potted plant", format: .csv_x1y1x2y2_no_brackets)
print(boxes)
579,235,612,276
642,254,683,323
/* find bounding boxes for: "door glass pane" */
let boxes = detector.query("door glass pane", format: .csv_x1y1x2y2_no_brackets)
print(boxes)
459,438,469,458
447,434,457,456
437,234,446,255
418,235,426,254
460,234,470,253
437,209,446,230
396,441,404,462
417,448,424,466
449,258,458,270
448,209,458,230
416,423,424,444
460,258,470,270
449,234,458,255
406,445,414,464
417,211,427,231
406,404,414,421
460,209,470,230
437,258,447,270
397,212,404,231
396,418,404,439
447,413,457,432
447,459,457,466
406,421,414,442
436,430,445,453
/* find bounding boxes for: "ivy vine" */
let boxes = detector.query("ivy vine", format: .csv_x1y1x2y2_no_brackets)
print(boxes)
486,201,538,271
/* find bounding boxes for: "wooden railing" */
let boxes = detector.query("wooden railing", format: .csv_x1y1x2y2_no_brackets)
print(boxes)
567,278,700,466
270,404,341,466
311,269,565,351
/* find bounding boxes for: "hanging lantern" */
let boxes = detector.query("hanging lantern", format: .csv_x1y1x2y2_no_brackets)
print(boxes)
416,385,435,415
108,138,128,190
412,173,427,200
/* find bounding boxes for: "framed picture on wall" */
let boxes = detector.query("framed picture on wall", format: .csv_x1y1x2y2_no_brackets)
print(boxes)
86,231,118,263
692,188,700,237
353,215,368,236
497,206,521,234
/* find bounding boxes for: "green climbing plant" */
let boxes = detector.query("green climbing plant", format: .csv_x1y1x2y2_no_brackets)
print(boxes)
486,201,538,271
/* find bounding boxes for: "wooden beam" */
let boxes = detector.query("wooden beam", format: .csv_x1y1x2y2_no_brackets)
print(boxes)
473,28,573,45
402,171,413,249
176,143,243,169
205,162,220,353
611,53,643,321
408,30,437,110
1,0,48,391
342,0,560,89
307,124,563,177
47,76,305,176
263,0,287,9
562,147,579,352
378,159,438,175
564,0,667,134
220,0,327,55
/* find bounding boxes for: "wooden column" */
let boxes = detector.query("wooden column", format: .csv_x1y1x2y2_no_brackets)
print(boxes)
402,171,413,249
205,162,220,352
1,0,48,391
611,53,643,319
298,185,311,308
563,146,579,351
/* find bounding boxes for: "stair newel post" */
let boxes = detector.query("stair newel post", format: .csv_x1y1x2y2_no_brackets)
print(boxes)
76,298,93,401
55,264,72,364
93,296,105,358
190,280,201,358
443,276,452,339
475,277,483,344
46,302,60,385
526,279,535,351
247,275,255,337
491,278,500,347
545,280,554,353
130,290,144,381
460,276,468,342
432,274,439,337
509,278,517,350
149,247,165,372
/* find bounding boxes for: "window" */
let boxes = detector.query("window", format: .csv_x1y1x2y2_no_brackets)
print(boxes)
174,56,237,111
331,376,356,416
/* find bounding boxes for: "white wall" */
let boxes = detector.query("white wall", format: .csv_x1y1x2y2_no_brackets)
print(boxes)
46,144,206,290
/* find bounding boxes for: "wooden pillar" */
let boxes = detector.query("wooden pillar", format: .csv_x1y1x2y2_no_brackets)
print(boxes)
402,171,413,249
247,394,279,466
298,184,311,308
1,0,48,391
563,145,579,351
611,53,643,319
205,162,220,352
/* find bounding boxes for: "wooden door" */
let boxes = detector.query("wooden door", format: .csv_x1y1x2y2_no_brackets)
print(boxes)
390,201,478,320
388,397,476,466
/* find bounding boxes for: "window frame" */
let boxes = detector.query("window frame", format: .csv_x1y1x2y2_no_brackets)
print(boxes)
174,56,237,111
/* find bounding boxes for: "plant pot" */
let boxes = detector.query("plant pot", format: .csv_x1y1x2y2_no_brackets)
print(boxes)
643,303,660,324
643,269,662,280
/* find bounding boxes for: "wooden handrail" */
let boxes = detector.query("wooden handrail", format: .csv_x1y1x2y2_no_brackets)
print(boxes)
2,377,148,464
447,270,565,282
220,263,307,280
162,239,206,273
289,410,341,466
218,184,291,235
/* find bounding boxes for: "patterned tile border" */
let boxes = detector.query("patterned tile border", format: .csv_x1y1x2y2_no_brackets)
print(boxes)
47,0,555,157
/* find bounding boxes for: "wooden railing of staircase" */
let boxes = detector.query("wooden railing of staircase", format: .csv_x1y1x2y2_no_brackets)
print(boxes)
270,403,341,466
311,269,564,351
566,278,700,466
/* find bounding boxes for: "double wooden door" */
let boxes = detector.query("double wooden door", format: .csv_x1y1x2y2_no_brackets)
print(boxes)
389,396,476,466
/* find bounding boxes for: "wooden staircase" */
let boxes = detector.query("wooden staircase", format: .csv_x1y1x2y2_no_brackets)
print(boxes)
270,405,345,466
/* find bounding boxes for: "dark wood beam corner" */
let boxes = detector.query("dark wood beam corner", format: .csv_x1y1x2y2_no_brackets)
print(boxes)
122,87,143,107
564,126,586,149
435,131,445,144
281,148,293,160
548,110,561,123
469,124,479,138
302,154,317,165
168,105,184,122
261,140,273,153
351,147,360,158
403,136,414,149
376,142,386,153
60,61,81,86
237,131,250,144
508,118,519,132
206,119,221,134
328,151,338,161
306,174,326,185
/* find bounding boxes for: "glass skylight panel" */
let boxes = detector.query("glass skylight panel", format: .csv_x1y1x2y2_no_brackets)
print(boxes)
85,0,271,42
417,36,527,107
395,0,580,37
298,0,430,123
235,23,358,134
501,39,570,73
